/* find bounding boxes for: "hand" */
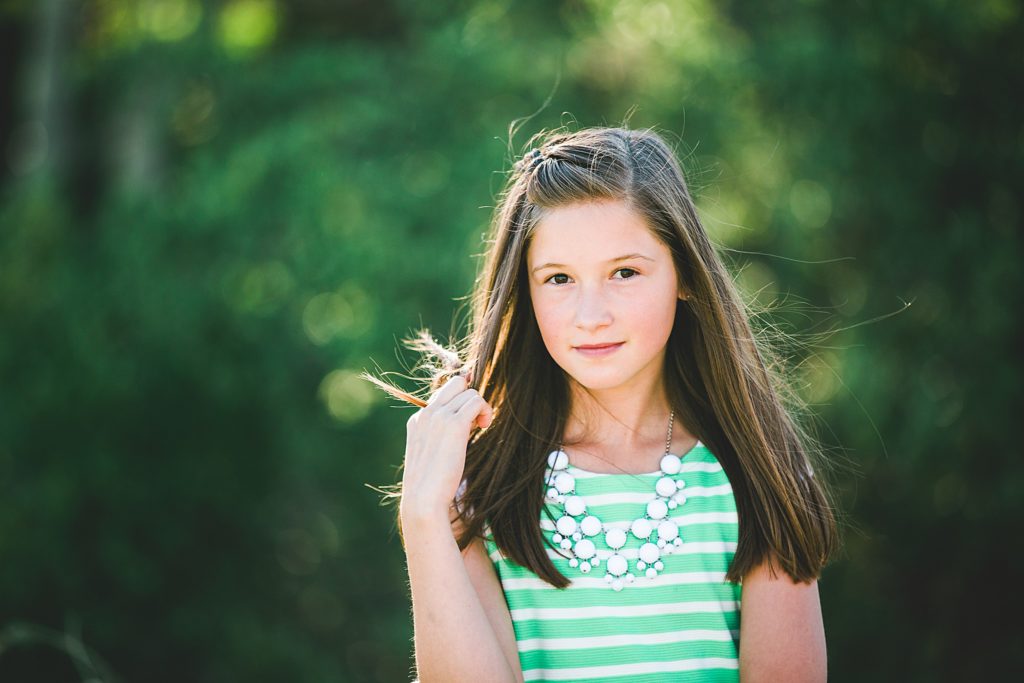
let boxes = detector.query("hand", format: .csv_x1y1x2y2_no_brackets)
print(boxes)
399,370,493,522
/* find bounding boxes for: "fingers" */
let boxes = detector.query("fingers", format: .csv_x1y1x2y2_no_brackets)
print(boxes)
454,390,493,429
443,384,482,413
427,372,469,410
440,384,492,427
422,368,488,427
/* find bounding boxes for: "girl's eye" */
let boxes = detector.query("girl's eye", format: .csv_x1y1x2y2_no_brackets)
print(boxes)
545,268,640,285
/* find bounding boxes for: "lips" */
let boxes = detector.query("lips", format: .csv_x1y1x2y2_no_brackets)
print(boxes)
573,342,625,357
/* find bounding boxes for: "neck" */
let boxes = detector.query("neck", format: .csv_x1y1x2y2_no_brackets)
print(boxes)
563,371,673,453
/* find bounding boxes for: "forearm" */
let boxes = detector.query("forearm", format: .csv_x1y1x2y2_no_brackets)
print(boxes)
403,511,518,683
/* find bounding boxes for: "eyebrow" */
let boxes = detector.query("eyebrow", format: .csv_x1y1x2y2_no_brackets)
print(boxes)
531,253,653,274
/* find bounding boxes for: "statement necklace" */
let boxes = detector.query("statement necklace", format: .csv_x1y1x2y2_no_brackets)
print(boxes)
543,410,690,591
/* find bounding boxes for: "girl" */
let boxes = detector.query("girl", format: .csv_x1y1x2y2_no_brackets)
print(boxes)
366,125,838,682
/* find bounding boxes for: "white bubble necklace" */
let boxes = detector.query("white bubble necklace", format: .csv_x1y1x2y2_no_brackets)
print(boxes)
543,410,690,591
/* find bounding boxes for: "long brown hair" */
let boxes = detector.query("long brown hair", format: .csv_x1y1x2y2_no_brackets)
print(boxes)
364,124,839,587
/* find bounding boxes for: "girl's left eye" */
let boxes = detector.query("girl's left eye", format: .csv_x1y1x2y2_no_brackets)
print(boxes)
545,268,640,285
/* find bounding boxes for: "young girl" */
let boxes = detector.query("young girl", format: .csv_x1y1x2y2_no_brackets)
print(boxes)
366,125,838,682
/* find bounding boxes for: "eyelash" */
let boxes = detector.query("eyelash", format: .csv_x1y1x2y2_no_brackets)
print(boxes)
543,268,641,286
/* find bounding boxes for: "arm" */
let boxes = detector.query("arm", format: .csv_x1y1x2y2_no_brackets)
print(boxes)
458,521,525,683
738,554,827,682
402,506,524,683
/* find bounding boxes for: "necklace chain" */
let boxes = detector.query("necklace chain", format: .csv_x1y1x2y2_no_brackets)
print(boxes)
665,409,674,456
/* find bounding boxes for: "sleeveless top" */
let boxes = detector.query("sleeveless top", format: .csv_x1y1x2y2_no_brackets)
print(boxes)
480,441,742,682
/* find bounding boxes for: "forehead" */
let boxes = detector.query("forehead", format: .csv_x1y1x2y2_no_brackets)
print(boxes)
527,200,661,262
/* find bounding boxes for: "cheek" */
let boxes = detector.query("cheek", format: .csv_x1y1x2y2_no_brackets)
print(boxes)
636,292,677,331
625,286,678,350
531,295,569,348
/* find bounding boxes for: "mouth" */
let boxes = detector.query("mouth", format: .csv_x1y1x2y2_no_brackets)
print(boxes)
573,342,625,357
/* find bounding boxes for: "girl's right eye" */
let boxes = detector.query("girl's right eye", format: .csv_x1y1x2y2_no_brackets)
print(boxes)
547,273,570,285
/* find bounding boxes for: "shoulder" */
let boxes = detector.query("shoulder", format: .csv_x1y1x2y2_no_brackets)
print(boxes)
738,553,827,682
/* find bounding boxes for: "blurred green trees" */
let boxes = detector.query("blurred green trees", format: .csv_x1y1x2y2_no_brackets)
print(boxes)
0,0,1020,680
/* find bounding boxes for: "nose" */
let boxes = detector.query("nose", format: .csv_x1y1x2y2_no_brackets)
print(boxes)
573,285,613,331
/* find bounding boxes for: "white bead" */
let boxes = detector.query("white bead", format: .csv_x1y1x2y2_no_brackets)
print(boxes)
574,538,596,559
646,499,668,520
668,500,678,509
552,533,563,543
657,520,679,542
556,515,577,536
612,579,623,591
560,538,573,550
580,515,602,537
673,537,683,546
639,542,660,564
606,554,628,576
654,561,664,571
656,476,677,497
572,532,582,541
579,561,591,573
605,528,627,550
675,478,686,489
554,472,575,494
663,545,674,554
674,493,686,504
592,557,600,567
569,558,578,567
646,567,658,579
626,573,635,583
564,495,586,516
544,468,553,481
657,539,666,548
660,453,682,475
630,518,652,539
604,573,613,583
547,450,569,470
546,487,558,499
637,561,646,570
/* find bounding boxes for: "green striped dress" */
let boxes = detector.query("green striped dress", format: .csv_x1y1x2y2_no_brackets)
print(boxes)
482,441,742,682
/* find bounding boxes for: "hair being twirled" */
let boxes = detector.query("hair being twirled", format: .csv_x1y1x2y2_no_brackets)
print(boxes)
364,124,839,587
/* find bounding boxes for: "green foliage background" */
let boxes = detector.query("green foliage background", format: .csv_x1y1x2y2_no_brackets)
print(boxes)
0,0,1020,680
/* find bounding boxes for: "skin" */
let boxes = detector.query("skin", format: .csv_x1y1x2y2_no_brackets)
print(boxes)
525,198,827,680
739,554,828,681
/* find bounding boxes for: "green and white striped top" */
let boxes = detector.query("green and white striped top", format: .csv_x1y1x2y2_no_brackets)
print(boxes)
482,441,742,682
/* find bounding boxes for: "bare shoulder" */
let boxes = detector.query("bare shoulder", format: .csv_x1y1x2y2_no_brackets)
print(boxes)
739,554,827,682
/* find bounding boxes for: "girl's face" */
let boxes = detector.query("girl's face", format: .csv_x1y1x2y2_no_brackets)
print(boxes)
526,199,685,392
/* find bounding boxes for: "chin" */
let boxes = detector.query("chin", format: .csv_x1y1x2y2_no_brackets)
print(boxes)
562,365,634,391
